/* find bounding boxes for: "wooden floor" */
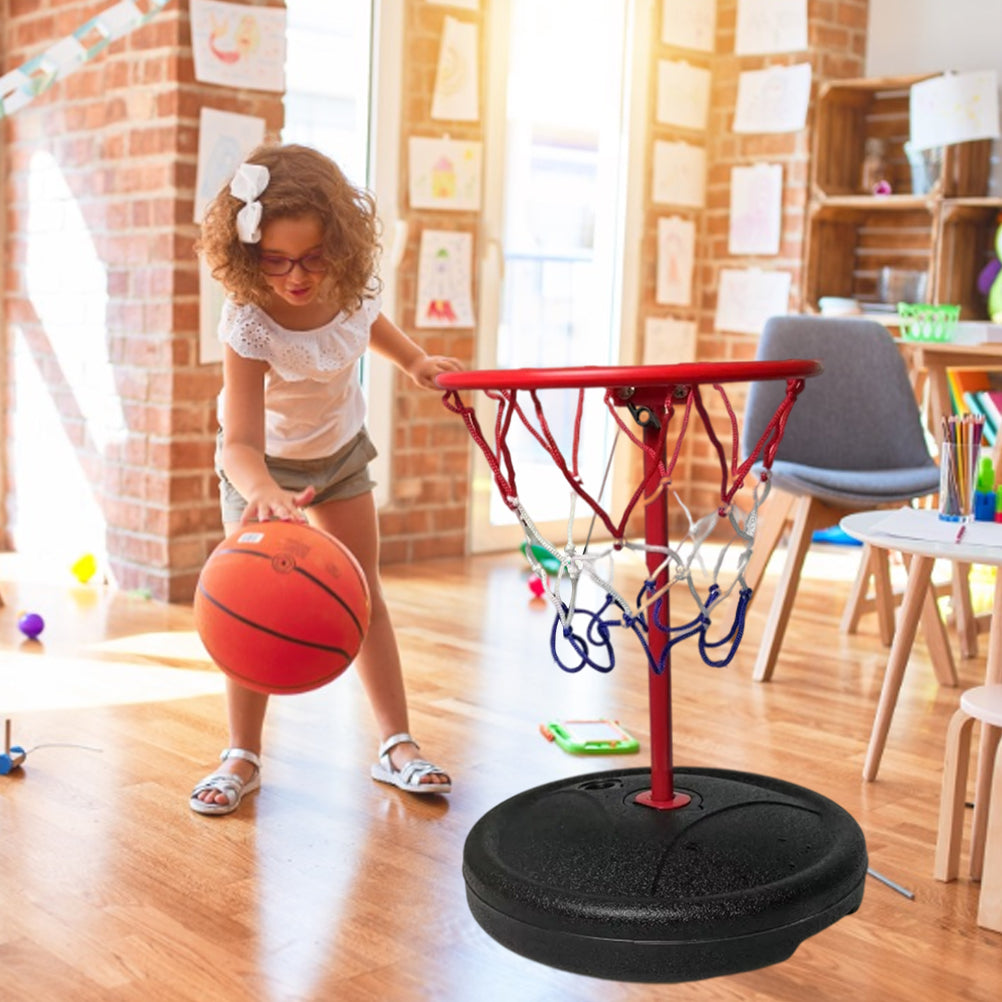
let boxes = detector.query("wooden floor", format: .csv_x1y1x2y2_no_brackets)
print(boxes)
0,541,999,1001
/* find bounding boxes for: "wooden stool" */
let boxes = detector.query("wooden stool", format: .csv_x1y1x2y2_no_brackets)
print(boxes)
934,685,1002,933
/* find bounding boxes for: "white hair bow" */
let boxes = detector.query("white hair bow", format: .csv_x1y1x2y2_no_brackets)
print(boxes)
230,163,270,243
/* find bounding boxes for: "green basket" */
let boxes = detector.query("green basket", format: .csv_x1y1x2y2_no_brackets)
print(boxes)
897,302,960,342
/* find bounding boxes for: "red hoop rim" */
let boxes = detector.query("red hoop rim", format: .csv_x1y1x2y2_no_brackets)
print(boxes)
436,360,821,391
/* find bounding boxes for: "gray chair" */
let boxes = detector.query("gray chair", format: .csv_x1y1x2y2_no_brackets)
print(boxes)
741,315,943,683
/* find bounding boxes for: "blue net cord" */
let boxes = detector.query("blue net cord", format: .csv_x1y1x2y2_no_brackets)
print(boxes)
549,596,619,674
549,579,752,676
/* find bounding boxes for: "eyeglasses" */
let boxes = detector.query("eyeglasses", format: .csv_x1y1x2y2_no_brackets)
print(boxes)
258,251,327,277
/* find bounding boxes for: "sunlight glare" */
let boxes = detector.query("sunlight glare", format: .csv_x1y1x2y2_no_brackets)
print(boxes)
14,149,124,573
25,150,124,454
2,651,225,714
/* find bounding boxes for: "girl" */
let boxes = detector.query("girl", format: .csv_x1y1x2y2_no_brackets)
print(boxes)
191,143,461,815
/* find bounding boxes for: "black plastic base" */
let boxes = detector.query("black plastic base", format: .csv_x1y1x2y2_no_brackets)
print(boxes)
463,767,867,983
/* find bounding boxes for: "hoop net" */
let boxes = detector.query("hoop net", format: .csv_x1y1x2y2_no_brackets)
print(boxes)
441,371,808,677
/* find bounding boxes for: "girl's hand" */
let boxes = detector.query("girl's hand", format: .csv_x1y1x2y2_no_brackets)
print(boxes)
409,354,463,390
240,484,317,524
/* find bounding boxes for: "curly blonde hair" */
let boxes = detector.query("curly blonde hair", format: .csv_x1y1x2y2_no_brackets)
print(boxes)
197,142,382,313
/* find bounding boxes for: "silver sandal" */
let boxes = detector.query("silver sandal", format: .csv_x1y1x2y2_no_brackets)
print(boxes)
189,748,262,816
371,732,451,795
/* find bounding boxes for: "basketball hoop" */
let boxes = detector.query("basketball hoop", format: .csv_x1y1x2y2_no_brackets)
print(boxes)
438,360,868,983
441,360,813,681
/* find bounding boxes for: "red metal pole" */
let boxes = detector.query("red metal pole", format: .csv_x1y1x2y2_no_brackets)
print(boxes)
634,413,690,810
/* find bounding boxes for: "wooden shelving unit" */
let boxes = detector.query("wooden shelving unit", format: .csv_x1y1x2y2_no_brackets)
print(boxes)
803,73,1001,320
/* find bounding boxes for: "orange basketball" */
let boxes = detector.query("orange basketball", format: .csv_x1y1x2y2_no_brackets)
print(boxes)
194,521,370,694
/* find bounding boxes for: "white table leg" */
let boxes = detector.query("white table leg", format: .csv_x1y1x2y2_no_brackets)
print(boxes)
970,579,1002,878
921,576,958,688
952,561,978,659
863,554,935,782
977,738,1002,930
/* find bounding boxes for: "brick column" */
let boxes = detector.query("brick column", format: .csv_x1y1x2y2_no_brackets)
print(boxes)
1,1,284,601
378,0,485,563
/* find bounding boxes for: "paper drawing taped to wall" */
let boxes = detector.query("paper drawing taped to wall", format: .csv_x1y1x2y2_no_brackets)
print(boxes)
733,63,811,133
728,163,783,256
195,107,266,223
409,137,483,210
416,230,475,328
910,71,1001,151
715,268,791,335
431,16,479,121
652,140,706,208
661,0,716,52
191,0,287,92
656,59,712,131
656,216,696,306
735,0,807,55
644,317,697,365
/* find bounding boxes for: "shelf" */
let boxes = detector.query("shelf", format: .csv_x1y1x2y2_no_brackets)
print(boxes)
804,71,999,322
803,202,935,309
939,197,1002,222
816,73,936,96
812,74,993,200
934,204,1001,315
810,195,935,218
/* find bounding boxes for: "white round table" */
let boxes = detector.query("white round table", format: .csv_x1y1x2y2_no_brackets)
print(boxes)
841,509,1002,874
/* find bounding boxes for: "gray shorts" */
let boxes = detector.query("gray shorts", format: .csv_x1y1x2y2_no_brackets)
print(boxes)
216,427,378,524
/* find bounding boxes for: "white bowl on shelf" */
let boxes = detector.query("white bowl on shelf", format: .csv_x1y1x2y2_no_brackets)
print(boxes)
818,297,862,317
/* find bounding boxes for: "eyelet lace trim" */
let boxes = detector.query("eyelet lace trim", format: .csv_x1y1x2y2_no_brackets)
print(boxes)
220,297,380,381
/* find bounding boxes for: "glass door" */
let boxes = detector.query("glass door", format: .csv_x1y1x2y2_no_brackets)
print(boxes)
472,0,642,553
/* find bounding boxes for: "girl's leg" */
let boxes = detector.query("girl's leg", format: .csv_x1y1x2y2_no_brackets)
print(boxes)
191,521,270,808
308,491,448,786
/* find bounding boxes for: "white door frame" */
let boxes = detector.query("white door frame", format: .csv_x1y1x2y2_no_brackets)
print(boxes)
367,0,404,509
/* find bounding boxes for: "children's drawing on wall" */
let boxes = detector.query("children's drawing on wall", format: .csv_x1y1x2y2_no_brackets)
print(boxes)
652,140,706,208
644,317,697,365
714,268,791,335
657,60,711,132
735,0,807,55
409,137,483,211
190,0,286,92
909,71,1001,150
661,0,717,53
733,63,811,134
195,108,266,223
656,216,696,307
728,163,783,256
431,16,479,122
416,230,475,328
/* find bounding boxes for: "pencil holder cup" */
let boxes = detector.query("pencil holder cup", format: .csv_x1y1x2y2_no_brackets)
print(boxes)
939,442,975,522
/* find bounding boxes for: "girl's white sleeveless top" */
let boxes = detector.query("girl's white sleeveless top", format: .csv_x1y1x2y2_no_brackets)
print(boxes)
217,295,380,460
